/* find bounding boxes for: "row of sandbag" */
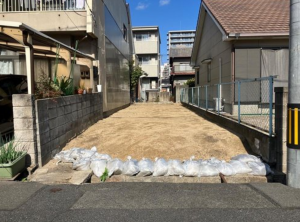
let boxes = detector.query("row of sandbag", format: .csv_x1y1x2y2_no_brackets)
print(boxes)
54,147,273,178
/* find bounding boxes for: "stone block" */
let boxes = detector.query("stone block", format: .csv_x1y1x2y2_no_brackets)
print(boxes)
16,141,36,154
13,107,35,119
36,131,50,146
57,97,66,107
59,135,67,147
57,125,65,136
57,116,66,126
57,106,65,117
37,121,49,134
71,103,77,112
35,107,49,123
14,118,36,130
48,98,58,109
12,94,34,107
65,113,73,123
26,153,37,166
224,174,267,183
72,111,78,122
49,128,58,140
64,105,72,114
48,108,57,119
70,170,93,185
14,129,36,142
36,99,48,111
78,110,83,118
49,118,58,130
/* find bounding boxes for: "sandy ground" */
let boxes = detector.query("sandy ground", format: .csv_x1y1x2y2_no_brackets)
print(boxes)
63,103,248,161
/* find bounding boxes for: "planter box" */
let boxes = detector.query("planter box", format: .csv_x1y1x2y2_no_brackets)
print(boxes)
0,152,26,179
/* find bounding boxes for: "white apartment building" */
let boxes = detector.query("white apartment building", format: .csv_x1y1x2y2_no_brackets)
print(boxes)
132,26,160,101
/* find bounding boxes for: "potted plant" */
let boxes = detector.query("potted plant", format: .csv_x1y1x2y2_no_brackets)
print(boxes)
0,136,27,179
78,80,85,95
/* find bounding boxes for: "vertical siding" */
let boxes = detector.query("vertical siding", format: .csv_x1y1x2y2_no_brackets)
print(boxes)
194,14,232,111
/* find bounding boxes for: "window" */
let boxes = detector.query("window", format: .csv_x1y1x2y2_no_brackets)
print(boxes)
139,56,150,65
123,24,127,41
207,63,211,82
196,70,199,85
135,34,150,41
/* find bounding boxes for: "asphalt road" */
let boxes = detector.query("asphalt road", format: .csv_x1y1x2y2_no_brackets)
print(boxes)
1,182,300,222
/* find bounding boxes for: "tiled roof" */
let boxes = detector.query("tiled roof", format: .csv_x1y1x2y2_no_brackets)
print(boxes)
203,0,289,35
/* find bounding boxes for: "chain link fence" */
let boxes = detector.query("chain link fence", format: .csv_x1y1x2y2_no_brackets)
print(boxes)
181,76,275,136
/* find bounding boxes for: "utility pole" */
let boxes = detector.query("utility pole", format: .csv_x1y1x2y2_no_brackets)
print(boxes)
287,0,300,188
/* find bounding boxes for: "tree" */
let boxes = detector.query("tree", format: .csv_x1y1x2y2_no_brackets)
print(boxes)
128,60,143,101
185,78,195,87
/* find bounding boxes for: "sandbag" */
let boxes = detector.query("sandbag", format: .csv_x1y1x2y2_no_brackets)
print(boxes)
198,162,219,177
215,162,236,176
69,148,85,160
137,158,154,177
166,160,185,176
72,158,91,171
229,160,252,174
79,147,97,159
122,156,139,176
107,158,123,177
183,156,200,177
54,150,74,163
153,158,168,177
93,153,112,161
247,161,267,176
231,154,261,163
90,159,107,177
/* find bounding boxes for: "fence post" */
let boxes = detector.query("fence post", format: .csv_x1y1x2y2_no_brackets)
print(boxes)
206,85,208,110
238,81,241,124
217,84,220,115
269,76,274,136
198,87,200,107
192,87,194,105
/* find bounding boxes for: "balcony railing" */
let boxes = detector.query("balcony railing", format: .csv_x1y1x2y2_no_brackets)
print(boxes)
173,65,195,73
0,0,85,12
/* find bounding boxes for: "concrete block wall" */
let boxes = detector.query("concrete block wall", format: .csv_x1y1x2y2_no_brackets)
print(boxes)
13,93,103,167
159,92,170,102
13,95,37,166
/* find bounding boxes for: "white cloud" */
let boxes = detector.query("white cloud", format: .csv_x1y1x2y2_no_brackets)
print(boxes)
159,0,170,6
136,2,149,10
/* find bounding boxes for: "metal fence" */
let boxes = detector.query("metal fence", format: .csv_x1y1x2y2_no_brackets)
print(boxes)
181,76,275,136
0,0,85,12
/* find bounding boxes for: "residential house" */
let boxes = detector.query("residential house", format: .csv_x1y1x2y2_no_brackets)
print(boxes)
167,30,196,99
160,63,171,92
191,0,289,114
132,26,161,101
0,0,134,116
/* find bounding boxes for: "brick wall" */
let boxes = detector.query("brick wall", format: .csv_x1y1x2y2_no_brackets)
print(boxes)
13,93,103,167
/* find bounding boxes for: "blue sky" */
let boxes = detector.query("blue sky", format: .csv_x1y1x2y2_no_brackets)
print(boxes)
127,0,201,64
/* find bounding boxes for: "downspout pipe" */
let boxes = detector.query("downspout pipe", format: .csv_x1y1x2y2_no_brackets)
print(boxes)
23,31,35,94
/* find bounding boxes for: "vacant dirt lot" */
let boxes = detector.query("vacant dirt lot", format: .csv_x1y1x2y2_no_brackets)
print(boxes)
63,103,248,161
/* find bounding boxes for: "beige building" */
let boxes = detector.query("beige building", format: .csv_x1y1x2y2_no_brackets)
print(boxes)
191,0,289,113
132,26,160,101
0,0,134,115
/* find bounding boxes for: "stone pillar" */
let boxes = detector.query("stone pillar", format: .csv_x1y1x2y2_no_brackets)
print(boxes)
12,94,37,166
275,87,288,173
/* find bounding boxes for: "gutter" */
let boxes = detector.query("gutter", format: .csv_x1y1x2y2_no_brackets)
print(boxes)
23,31,35,94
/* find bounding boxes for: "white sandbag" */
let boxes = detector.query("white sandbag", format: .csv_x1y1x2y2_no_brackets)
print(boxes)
54,150,74,163
229,160,252,174
137,158,154,177
79,148,97,159
207,157,222,165
183,156,200,177
69,148,85,160
107,158,123,177
72,158,91,171
122,156,139,176
93,153,112,161
90,159,107,178
166,160,185,176
215,162,236,176
198,162,219,177
153,158,168,177
231,154,261,163
247,161,267,176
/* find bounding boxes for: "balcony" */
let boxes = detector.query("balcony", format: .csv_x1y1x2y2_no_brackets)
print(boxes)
0,0,88,32
0,0,85,12
172,65,195,75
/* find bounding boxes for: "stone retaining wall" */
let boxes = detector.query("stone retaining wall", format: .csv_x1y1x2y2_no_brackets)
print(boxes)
13,93,103,166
